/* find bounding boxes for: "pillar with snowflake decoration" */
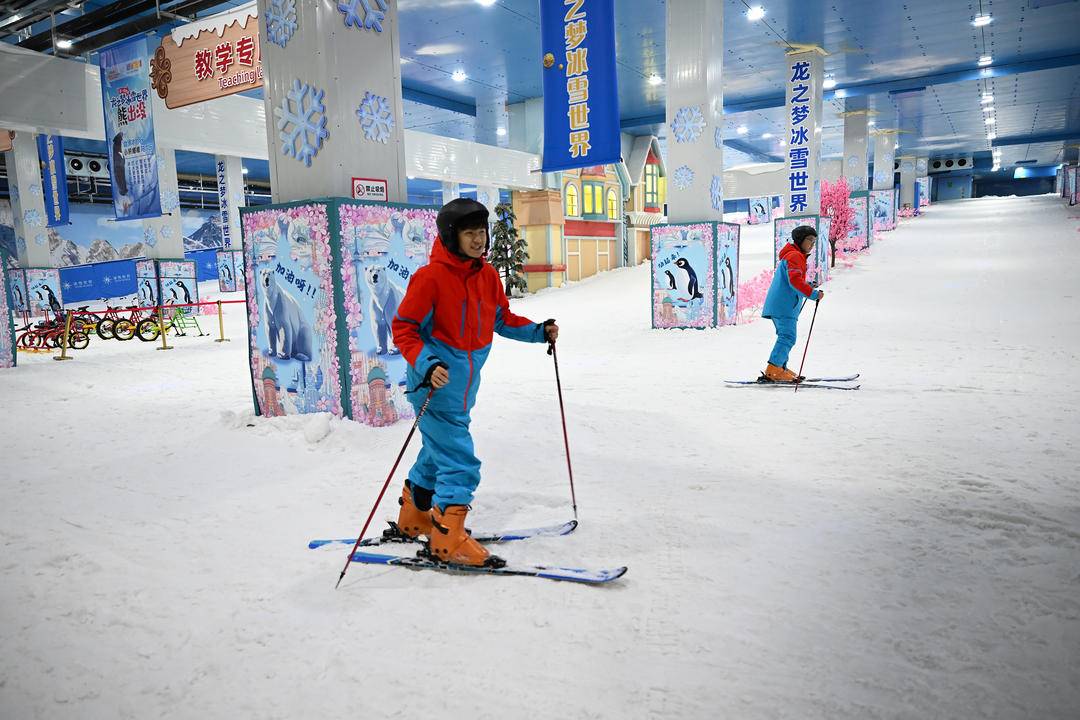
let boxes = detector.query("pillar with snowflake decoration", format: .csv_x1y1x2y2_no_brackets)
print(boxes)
257,0,406,203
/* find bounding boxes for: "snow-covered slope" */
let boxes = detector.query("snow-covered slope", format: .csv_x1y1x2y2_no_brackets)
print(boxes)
1,195,1077,719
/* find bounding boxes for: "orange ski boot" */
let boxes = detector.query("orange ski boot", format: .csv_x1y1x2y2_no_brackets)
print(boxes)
428,505,505,568
762,363,800,383
391,482,434,540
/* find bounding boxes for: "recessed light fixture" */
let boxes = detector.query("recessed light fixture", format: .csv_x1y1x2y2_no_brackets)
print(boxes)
242,168,249,175
868,120,876,126
823,77,837,90
984,117,995,124
987,133,997,140
648,74,663,86
476,0,497,6
978,55,993,67
982,105,994,112
451,69,468,82
496,127,507,137
981,94,993,103
972,14,992,27
747,6,766,21
56,38,74,49
779,139,787,146
761,133,773,139
736,126,748,135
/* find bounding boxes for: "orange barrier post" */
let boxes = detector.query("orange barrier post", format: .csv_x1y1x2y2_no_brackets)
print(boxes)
53,312,74,362
156,307,173,351
214,300,229,343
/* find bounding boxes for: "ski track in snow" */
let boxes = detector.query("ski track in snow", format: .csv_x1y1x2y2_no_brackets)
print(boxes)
1,195,1078,719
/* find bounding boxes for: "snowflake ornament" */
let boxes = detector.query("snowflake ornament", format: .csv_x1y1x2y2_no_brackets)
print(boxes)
710,175,723,211
23,209,43,227
160,225,175,241
34,233,46,247
338,0,388,32
16,236,27,255
266,0,298,48
714,127,724,150
29,183,42,198
144,226,158,248
275,79,330,167
671,106,706,144
161,190,180,212
357,91,394,143
672,165,694,191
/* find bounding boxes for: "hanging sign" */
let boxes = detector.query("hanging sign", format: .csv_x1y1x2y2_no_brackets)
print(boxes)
540,0,621,173
99,36,162,221
351,177,389,202
785,54,822,216
150,5,262,109
37,134,70,227
216,159,233,249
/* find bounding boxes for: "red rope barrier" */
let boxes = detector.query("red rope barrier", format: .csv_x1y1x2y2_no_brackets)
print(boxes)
65,299,246,315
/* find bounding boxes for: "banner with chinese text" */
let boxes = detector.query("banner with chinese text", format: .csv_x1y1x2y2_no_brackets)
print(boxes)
37,135,69,227
784,51,824,216
99,36,162,221
540,0,621,173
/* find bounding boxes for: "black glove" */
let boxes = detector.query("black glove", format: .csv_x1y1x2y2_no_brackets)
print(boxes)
422,361,449,388
543,319,557,337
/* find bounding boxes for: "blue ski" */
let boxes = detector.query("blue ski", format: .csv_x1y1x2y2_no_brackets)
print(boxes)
348,551,627,585
309,520,578,550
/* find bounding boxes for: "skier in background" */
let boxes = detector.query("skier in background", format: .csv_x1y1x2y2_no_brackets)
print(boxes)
390,198,558,568
761,225,824,383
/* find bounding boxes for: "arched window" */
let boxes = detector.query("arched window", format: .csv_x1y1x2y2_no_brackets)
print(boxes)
564,183,579,217
607,189,619,220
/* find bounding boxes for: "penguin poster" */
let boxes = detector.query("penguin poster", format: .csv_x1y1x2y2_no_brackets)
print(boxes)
847,194,870,251
24,269,63,317
773,217,804,267
135,259,158,307
8,267,29,314
748,196,771,225
217,250,242,293
651,223,715,329
0,255,16,368
715,223,740,327
338,201,438,427
158,260,199,314
871,189,896,232
241,203,343,419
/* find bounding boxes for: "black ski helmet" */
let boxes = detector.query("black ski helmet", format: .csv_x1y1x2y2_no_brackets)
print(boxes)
436,198,490,257
791,225,818,253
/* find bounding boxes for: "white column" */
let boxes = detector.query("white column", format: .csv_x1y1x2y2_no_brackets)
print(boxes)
257,0,407,203
215,155,246,250
476,185,501,213
872,132,896,191
141,147,185,259
783,49,825,215
665,0,724,223
842,109,869,192
898,156,916,208
441,182,460,206
6,132,50,267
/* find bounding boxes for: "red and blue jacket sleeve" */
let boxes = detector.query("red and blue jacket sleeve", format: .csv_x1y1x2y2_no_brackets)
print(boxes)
493,281,546,343
391,272,444,374
787,254,821,301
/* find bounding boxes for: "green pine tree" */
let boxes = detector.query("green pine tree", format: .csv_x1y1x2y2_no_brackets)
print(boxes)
489,202,530,297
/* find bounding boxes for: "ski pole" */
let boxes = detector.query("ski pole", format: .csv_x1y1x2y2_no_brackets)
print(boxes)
335,389,434,589
547,341,578,519
794,299,820,394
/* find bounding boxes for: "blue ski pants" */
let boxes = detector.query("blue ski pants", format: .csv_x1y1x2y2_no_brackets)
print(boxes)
768,317,798,368
407,408,481,510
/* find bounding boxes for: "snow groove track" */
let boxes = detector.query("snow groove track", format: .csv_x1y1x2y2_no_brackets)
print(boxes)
1,196,1078,718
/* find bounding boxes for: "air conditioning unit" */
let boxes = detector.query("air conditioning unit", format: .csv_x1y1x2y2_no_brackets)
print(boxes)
929,156,973,174
66,154,110,179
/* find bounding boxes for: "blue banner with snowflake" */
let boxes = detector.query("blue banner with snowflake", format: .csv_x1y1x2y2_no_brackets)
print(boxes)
98,36,162,222
539,0,620,173
37,135,69,227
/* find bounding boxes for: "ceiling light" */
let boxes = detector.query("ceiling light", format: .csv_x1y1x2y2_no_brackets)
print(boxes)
984,117,995,124
978,56,993,67
242,168,249,174
823,77,837,90
476,0,497,5
736,126,748,135
981,94,993,103
56,38,74,49
648,74,663,86
972,14,992,27
761,133,773,139
987,133,996,139
407,175,416,180
747,6,766,21
868,120,876,126
983,105,994,112
451,69,468,82
496,127,507,137
780,139,787,146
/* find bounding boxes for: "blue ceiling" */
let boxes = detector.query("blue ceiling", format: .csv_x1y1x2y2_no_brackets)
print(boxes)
6,0,1079,180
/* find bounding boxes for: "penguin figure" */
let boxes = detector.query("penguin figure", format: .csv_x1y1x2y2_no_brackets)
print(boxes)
13,284,24,308
674,258,703,301
169,287,178,302
722,256,735,300
176,280,192,305
42,285,63,316
111,133,128,196
665,270,676,290
142,279,156,305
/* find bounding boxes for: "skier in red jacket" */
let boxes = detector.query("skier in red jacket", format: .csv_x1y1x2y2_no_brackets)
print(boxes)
760,225,824,382
390,199,558,567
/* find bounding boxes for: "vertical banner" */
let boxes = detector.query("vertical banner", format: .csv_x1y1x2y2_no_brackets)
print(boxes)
715,223,740,326
8,267,29,314
37,135,69,227
784,51,824,215
99,36,162,221
217,249,244,293
217,159,233,250
847,193,870,251
338,202,438,426
135,258,159,306
871,189,897,231
25,268,63,317
0,252,16,368
540,0,621,173
650,223,715,329
748,197,771,225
